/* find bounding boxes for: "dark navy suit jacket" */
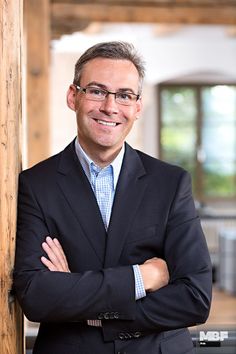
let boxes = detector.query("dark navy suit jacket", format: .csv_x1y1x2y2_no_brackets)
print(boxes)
14,140,212,354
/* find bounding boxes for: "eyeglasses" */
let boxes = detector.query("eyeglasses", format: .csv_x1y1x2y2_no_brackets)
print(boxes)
74,85,140,106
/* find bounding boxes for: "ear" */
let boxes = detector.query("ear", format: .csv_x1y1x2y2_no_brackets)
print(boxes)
66,85,77,111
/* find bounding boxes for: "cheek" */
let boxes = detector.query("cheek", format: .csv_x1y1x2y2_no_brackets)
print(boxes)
75,102,91,124
77,100,102,117
75,100,84,114
122,118,136,137
125,111,138,127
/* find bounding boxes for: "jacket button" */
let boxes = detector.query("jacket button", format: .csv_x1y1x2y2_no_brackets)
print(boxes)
125,333,132,339
114,311,119,319
109,312,115,319
104,312,110,319
134,331,141,338
118,332,125,340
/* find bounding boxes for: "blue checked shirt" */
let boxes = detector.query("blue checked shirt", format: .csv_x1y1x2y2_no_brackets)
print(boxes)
75,139,146,307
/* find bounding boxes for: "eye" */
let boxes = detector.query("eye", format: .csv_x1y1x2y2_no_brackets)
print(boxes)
117,92,133,101
88,87,106,97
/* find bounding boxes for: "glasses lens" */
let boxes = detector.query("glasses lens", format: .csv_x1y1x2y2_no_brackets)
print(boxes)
86,87,106,100
116,92,135,106
83,86,138,105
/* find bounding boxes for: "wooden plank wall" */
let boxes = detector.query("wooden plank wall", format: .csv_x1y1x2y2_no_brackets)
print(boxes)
0,0,24,353
24,0,50,168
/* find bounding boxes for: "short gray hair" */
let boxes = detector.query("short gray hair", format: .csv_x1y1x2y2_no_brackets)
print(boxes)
73,41,145,93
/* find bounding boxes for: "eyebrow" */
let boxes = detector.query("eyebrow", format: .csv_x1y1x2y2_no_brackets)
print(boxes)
85,81,136,94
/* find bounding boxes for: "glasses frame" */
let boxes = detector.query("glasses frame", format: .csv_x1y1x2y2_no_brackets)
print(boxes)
74,84,140,106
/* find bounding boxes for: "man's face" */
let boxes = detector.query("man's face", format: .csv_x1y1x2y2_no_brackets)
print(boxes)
67,58,142,156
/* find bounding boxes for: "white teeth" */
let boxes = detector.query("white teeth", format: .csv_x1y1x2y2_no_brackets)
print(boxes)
97,120,117,127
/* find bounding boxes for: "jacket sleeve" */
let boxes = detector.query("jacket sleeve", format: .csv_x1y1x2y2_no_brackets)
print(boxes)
102,171,212,341
13,172,137,323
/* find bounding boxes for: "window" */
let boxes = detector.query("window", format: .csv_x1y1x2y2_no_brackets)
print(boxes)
159,84,236,202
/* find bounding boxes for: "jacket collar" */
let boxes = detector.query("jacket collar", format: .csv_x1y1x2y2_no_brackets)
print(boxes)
57,140,147,266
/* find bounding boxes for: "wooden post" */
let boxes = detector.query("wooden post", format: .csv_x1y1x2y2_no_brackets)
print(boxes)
0,1,24,353
24,0,50,167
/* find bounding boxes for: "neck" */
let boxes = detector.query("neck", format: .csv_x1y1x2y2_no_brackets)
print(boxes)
79,142,123,168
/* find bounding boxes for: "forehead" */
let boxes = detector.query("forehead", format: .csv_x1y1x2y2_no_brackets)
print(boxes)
80,58,140,89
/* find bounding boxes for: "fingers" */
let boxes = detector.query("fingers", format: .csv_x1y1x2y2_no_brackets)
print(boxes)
144,257,159,264
41,255,58,271
147,258,170,281
54,238,68,264
41,236,70,273
140,257,170,292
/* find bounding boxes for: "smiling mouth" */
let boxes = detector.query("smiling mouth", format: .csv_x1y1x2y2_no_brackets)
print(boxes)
94,119,120,127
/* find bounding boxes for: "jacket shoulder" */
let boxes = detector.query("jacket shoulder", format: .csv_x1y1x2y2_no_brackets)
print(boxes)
19,140,75,182
20,152,61,180
136,150,187,177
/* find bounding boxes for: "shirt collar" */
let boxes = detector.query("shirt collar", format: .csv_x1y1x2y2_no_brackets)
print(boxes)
75,137,125,189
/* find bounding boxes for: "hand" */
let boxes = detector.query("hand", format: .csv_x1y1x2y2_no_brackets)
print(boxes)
139,257,169,292
41,236,70,272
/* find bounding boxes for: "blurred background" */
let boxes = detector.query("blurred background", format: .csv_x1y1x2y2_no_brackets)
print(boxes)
23,1,236,352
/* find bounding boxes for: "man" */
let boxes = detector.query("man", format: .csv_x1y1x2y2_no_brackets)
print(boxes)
14,41,212,354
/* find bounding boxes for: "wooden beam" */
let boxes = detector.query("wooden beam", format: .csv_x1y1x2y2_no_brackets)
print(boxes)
25,0,50,168
52,18,90,39
51,0,236,5
52,3,236,24
0,1,24,353
51,1,236,38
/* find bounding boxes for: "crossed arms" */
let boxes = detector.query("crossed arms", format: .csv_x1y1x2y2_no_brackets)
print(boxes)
41,236,170,293
14,168,212,340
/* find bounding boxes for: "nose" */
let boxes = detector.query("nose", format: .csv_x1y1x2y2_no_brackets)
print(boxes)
99,93,119,115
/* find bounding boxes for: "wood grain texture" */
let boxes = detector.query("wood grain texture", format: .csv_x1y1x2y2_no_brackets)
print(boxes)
24,0,50,167
0,0,24,353
51,1,236,38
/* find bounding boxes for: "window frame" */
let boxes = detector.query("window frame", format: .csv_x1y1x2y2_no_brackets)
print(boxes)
158,82,236,204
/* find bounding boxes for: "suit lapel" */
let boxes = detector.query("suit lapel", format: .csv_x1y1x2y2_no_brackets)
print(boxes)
56,141,106,265
104,144,148,267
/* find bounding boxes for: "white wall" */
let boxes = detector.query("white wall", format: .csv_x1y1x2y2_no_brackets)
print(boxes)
50,25,236,157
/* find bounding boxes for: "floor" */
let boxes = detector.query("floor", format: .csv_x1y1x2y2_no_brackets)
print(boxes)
201,287,236,327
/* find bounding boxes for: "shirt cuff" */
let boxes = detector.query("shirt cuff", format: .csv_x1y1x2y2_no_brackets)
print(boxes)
87,319,102,327
132,264,146,300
